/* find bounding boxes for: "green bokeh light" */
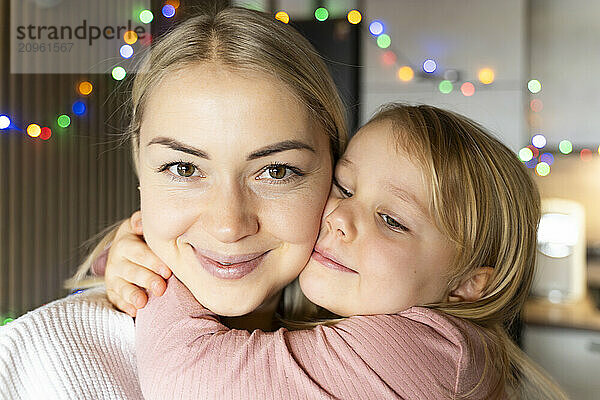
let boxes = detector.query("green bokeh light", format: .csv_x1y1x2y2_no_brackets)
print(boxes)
140,10,154,24
57,114,71,128
528,79,542,94
519,147,534,162
559,140,573,154
439,80,453,94
377,34,391,49
536,162,550,176
315,8,329,21
112,66,127,81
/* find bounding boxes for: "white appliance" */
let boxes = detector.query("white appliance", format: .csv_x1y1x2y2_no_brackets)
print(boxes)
532,198,586,303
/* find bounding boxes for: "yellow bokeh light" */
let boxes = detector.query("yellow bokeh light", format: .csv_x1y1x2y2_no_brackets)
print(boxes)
347,10,362,24
397,66,414,82
165,0,180,8
27,124,41,137
123,30,138,45
275,11,290,24
478,68,495,84
78,81,93,95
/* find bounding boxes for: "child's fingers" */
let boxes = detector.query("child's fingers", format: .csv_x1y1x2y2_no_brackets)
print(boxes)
111,257,168,299
107,274,151,310
106,285,139,318
113,237,171,280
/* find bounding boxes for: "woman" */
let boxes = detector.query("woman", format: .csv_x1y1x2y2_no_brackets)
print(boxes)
0,6,346,399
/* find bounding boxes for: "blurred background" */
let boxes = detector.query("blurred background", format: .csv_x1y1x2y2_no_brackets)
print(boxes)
1,1,599,398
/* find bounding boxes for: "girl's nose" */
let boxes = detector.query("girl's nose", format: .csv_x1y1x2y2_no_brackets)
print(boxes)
324,200,357,242
203,183,259,243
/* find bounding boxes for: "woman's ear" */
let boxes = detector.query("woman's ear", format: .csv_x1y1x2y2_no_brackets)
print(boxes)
447,267,494,302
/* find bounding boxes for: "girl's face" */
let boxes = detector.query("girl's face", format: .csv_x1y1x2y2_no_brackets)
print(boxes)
137,63,333,317
299,120,456,316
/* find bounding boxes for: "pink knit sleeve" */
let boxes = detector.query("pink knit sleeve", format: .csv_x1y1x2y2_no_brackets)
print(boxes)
134,275,499,400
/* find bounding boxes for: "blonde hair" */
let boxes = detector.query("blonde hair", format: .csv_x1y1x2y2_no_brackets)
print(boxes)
64,6,348,317
361,103,568,399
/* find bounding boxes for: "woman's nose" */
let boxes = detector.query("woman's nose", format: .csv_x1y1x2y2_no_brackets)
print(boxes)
324,200,357,242
203,183,259,243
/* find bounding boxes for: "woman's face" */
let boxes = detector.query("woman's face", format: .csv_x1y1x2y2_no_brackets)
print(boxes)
136,63,333,316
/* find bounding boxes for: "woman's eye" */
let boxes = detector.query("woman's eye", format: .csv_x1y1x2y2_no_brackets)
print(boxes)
333,178,353,197
379,213,409,232
256,164,303,184
156,161,203,182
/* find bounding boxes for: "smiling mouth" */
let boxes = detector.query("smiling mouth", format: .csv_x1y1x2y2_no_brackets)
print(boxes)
192,246,271,280
311,248,358,274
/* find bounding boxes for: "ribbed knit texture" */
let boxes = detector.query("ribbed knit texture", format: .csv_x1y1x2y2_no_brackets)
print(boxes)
136,275,502,400
0,286,143,400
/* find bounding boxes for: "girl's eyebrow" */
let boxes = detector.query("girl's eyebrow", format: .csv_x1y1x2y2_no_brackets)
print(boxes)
385,182,427,217
146,137,315,161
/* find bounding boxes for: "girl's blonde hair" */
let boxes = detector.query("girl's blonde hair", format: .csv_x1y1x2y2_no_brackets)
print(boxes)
64,5,348,316
362,103,568,399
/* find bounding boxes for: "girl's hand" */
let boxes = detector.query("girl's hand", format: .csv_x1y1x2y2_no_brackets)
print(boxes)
105,210,172,317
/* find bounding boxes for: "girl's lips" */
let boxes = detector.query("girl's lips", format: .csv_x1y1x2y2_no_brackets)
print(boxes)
311,248,358,274
193,248,270,280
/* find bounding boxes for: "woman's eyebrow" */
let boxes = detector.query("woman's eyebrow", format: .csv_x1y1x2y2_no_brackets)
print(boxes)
146,137,315,161
246,140,315,160
146,137,210,159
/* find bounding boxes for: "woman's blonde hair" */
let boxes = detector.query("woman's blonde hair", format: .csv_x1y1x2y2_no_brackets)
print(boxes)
64,5,348,313
361,103,568,399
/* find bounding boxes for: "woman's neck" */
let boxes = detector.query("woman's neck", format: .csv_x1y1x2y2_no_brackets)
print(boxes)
221,291,282,332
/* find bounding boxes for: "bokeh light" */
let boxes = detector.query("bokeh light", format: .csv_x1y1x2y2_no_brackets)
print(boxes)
275,11,290,24
439,80,453,94
527,145,540,158
536,162,550,176
112,66,127,80
423,59,437,73
381,51,396,66
123,30,138,45
78,81,93,95
397,66,414,82
530,99,543,112
139,10,153,24
559,140,573,154
460,82,475,97
540,152,554,165
519,147,534,162
165,0,180,8
162,4,176,18
2,318,13,325
525,158,538,169
532,134,547,148
57,114,71,128
27,124,41,137
347,10,362,24
369,20,384,36
478,68,495,84
0,115,10,129
72,101,86,115
528,79,542,94
120,44,134,59
580,149,592,162
314,7,328,21
376,34,391,49
40,127,52,140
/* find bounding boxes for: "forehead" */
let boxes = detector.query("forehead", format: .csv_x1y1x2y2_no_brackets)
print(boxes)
343,121,429,205
139,63,322,150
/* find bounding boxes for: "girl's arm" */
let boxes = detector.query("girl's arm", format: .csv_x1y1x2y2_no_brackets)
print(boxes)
134,276,494,400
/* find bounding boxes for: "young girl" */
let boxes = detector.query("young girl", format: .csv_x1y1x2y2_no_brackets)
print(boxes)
95,104,567,399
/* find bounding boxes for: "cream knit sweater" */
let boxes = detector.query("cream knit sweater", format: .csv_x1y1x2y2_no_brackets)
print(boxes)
0,287,143,400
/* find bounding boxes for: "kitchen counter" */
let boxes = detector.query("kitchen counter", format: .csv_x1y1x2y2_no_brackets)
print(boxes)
524,294,600,332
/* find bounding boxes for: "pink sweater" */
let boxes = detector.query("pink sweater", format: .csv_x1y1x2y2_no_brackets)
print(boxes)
134,275,502,399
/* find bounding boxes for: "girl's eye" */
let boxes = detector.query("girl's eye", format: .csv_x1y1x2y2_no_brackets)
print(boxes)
379,213,409,232
333,178,353,198
156,161,203,182
256,163,304,184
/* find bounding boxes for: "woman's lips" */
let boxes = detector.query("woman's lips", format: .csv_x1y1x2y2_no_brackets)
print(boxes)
311,248,358,274
193,248,270,280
